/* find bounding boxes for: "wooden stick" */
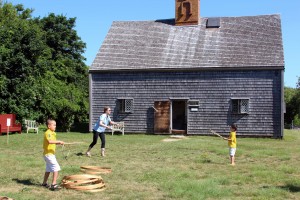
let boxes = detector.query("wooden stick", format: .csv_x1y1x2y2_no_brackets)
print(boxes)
210,129,225,139
61,142,84,159
63,142,84,145
6,126,9,145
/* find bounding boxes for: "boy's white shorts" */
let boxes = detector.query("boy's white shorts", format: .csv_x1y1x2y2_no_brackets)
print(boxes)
44,155,61,172
229,147,236,156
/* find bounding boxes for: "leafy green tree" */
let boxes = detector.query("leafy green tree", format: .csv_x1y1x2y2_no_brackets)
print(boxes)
38,13,88,131
293,77,300,126
285,77,300,126
39,13,86,61
285,87,298,124
0,2,88,131
0,2,50,121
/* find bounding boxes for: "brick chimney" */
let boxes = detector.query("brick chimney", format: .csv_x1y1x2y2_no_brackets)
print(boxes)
175,0,200,26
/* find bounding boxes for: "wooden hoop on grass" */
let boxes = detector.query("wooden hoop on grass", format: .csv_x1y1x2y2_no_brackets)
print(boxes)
63,174,102,180
62,174,106,192
0,197,14,200
80,166,112,174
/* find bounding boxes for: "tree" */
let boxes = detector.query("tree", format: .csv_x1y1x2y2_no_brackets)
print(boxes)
0,2,88,131
0,2,50,120
293,77,300,125
284,77,300,126
38,13,89,131
284,87,298,124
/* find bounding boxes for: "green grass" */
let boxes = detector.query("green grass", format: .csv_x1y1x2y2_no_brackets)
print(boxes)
1,130,300,200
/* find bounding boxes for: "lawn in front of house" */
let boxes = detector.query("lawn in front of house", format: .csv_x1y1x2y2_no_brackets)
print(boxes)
0,130,300,200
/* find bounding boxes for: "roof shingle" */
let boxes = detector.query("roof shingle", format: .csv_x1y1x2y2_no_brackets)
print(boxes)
90,14,284,71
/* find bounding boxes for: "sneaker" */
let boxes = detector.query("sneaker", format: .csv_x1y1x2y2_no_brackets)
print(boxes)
41,183,50,188
86,152,91,157
49,184,62,191
101,148,105,157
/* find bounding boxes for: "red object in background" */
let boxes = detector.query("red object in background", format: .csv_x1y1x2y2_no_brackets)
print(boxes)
0,114,22,135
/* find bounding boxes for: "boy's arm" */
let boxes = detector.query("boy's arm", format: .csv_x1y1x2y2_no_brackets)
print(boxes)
44,132,64,145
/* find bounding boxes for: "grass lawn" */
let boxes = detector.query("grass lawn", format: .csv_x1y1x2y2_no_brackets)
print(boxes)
1,130,300,200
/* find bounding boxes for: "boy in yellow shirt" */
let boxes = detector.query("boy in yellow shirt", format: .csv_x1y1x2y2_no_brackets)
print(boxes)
41,119,64,191
223,124,237,166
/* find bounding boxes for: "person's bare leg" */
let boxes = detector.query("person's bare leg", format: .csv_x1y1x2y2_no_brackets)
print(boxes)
230,156,235,165
43,172,50,184
52,171,59,185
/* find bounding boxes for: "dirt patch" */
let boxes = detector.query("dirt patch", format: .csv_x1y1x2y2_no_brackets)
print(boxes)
162,135,188,142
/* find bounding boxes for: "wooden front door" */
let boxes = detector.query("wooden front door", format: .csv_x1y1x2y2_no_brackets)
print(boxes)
154,101,170,134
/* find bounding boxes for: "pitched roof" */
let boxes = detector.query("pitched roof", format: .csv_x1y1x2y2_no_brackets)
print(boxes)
90,14,284,72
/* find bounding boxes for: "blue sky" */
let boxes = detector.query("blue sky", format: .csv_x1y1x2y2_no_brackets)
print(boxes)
8,0,300,88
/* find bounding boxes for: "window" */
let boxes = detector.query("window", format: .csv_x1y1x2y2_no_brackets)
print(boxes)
231,99,249,114
118,98,133,113
188,100,199,112
206,18,220,28
188,100,200,107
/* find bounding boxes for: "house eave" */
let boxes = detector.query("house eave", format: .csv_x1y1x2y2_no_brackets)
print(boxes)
89,66,285,73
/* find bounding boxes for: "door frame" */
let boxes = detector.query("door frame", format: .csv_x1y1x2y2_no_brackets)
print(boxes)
170,98,189,134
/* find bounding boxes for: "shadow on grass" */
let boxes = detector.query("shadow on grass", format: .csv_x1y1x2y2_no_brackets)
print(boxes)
278,184,300,193
263,184,300,193
0,132,19,136
12,178,37,186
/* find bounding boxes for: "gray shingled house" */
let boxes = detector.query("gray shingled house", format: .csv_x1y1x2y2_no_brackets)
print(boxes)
89,2,284,137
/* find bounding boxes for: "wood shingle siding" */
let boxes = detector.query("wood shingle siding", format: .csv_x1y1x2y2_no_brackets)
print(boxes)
90,70,282,137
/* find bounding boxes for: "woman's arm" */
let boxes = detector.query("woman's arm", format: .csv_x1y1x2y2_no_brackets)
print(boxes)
109,121,117,125
100,120,111,129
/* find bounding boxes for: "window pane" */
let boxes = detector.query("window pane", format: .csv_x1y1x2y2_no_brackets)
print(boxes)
240,99,249,113
232,99,239,113
125,99,133,112
188,100,199,107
